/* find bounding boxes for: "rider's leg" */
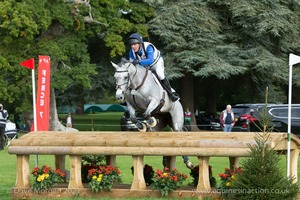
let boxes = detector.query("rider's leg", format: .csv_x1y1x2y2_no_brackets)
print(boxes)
161,78,180,102
153,58,180,102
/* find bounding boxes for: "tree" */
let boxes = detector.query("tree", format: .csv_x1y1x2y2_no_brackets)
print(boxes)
148,0,300,124
225,91,299,199
0,0,154,130
148,0,247,130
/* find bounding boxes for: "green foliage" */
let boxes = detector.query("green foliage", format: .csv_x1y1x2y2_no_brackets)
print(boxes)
82,155,106,166
149,0,248,80
224,133,299,199
149,0,300,107
0,0,154,114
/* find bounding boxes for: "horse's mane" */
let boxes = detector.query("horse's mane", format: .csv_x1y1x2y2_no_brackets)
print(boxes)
119,57,130,66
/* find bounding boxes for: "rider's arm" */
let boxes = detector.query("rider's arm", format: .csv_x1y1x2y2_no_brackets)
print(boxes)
139,45,154,66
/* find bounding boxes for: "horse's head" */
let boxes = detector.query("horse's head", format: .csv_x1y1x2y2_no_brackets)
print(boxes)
111,61,132,102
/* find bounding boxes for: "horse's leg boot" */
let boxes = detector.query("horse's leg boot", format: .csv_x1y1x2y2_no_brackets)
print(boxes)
161,79,180,102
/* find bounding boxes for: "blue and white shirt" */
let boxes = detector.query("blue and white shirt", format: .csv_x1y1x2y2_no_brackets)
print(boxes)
129,42,160,68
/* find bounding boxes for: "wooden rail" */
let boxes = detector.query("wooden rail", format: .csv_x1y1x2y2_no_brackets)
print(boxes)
8,131,300,198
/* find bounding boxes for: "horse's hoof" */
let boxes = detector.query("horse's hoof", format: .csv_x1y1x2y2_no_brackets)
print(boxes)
137,122,147,132
186,160,194,169
148,117,157,128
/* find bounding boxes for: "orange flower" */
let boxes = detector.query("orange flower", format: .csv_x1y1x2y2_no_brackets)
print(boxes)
172,176,178,181
42,165,51,174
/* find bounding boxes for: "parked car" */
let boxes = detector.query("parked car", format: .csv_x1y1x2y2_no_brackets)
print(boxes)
255,104,300,137
196,112,222,131
231,104,274,132
120,110,144,131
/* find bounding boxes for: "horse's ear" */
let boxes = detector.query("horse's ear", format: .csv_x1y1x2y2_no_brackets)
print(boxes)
121,57,129,63
111,61,119,70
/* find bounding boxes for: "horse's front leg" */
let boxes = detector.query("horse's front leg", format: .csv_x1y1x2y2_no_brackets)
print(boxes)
143,97,159,119
127,103,137,124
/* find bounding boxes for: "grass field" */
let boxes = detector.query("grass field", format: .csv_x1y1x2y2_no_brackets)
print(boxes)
0,112,294,200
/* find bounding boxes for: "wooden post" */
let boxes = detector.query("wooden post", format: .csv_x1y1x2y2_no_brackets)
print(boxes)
229,157,239,171
197,156,211,191
68,155,83,189
131,155,146,190
164,156,177,170
106,155,116,167
15,155,30,188
290,148,299,183
55,155,66,172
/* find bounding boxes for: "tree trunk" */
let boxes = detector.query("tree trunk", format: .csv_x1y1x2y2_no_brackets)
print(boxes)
180,73,199,131
204,84,217,114
49,88,67,131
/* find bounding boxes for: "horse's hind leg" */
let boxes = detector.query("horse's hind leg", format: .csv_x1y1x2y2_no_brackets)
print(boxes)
169,101,194,169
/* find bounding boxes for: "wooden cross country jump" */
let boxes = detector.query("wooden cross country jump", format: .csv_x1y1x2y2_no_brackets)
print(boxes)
8,131,300,199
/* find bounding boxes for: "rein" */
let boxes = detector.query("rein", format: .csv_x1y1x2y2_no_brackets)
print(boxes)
135,68,148,91
116,63,149,91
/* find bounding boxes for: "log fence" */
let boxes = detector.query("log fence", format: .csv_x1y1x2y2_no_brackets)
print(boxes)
8,131,300,199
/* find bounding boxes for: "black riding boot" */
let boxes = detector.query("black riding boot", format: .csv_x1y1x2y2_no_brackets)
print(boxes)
161,79,180,102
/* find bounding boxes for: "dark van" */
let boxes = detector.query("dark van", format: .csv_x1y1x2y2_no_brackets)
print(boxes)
255,104,300,137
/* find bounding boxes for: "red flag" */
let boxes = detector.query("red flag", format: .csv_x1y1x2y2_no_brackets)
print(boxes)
20,58,35,69
36,56,50,131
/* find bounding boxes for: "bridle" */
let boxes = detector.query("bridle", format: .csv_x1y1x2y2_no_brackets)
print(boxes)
115,63,148,92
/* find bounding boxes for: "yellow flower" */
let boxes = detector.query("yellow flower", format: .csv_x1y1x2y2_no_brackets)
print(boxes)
163,173,167,177
37,174,45,182
226,182,231,186
92,175,97,180
231,175,235,179
45,174,49,179
97,174,103,182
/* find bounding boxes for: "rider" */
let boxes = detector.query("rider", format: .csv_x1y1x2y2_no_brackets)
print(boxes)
128,33,180,102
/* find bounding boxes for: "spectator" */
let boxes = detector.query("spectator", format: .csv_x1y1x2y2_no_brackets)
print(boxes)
249,109,258,131
14,113,21,130
65,113,73,128
0,104,8,150
220,105,235,132
184,109,192,131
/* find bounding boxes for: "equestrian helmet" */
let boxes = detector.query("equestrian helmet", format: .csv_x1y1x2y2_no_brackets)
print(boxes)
129,33,143,45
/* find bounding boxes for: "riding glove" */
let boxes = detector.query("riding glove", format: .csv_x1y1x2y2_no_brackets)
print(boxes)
131,60,139,66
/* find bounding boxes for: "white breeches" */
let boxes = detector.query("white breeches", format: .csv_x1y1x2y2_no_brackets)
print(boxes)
151,57,165,80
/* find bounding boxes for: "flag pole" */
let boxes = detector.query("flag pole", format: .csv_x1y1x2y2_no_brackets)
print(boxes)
31,68,38,167
287,53,300,178
287,63,292,178
20,58,38,166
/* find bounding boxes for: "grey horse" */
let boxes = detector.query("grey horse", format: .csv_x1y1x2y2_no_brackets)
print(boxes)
111,60,193,169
